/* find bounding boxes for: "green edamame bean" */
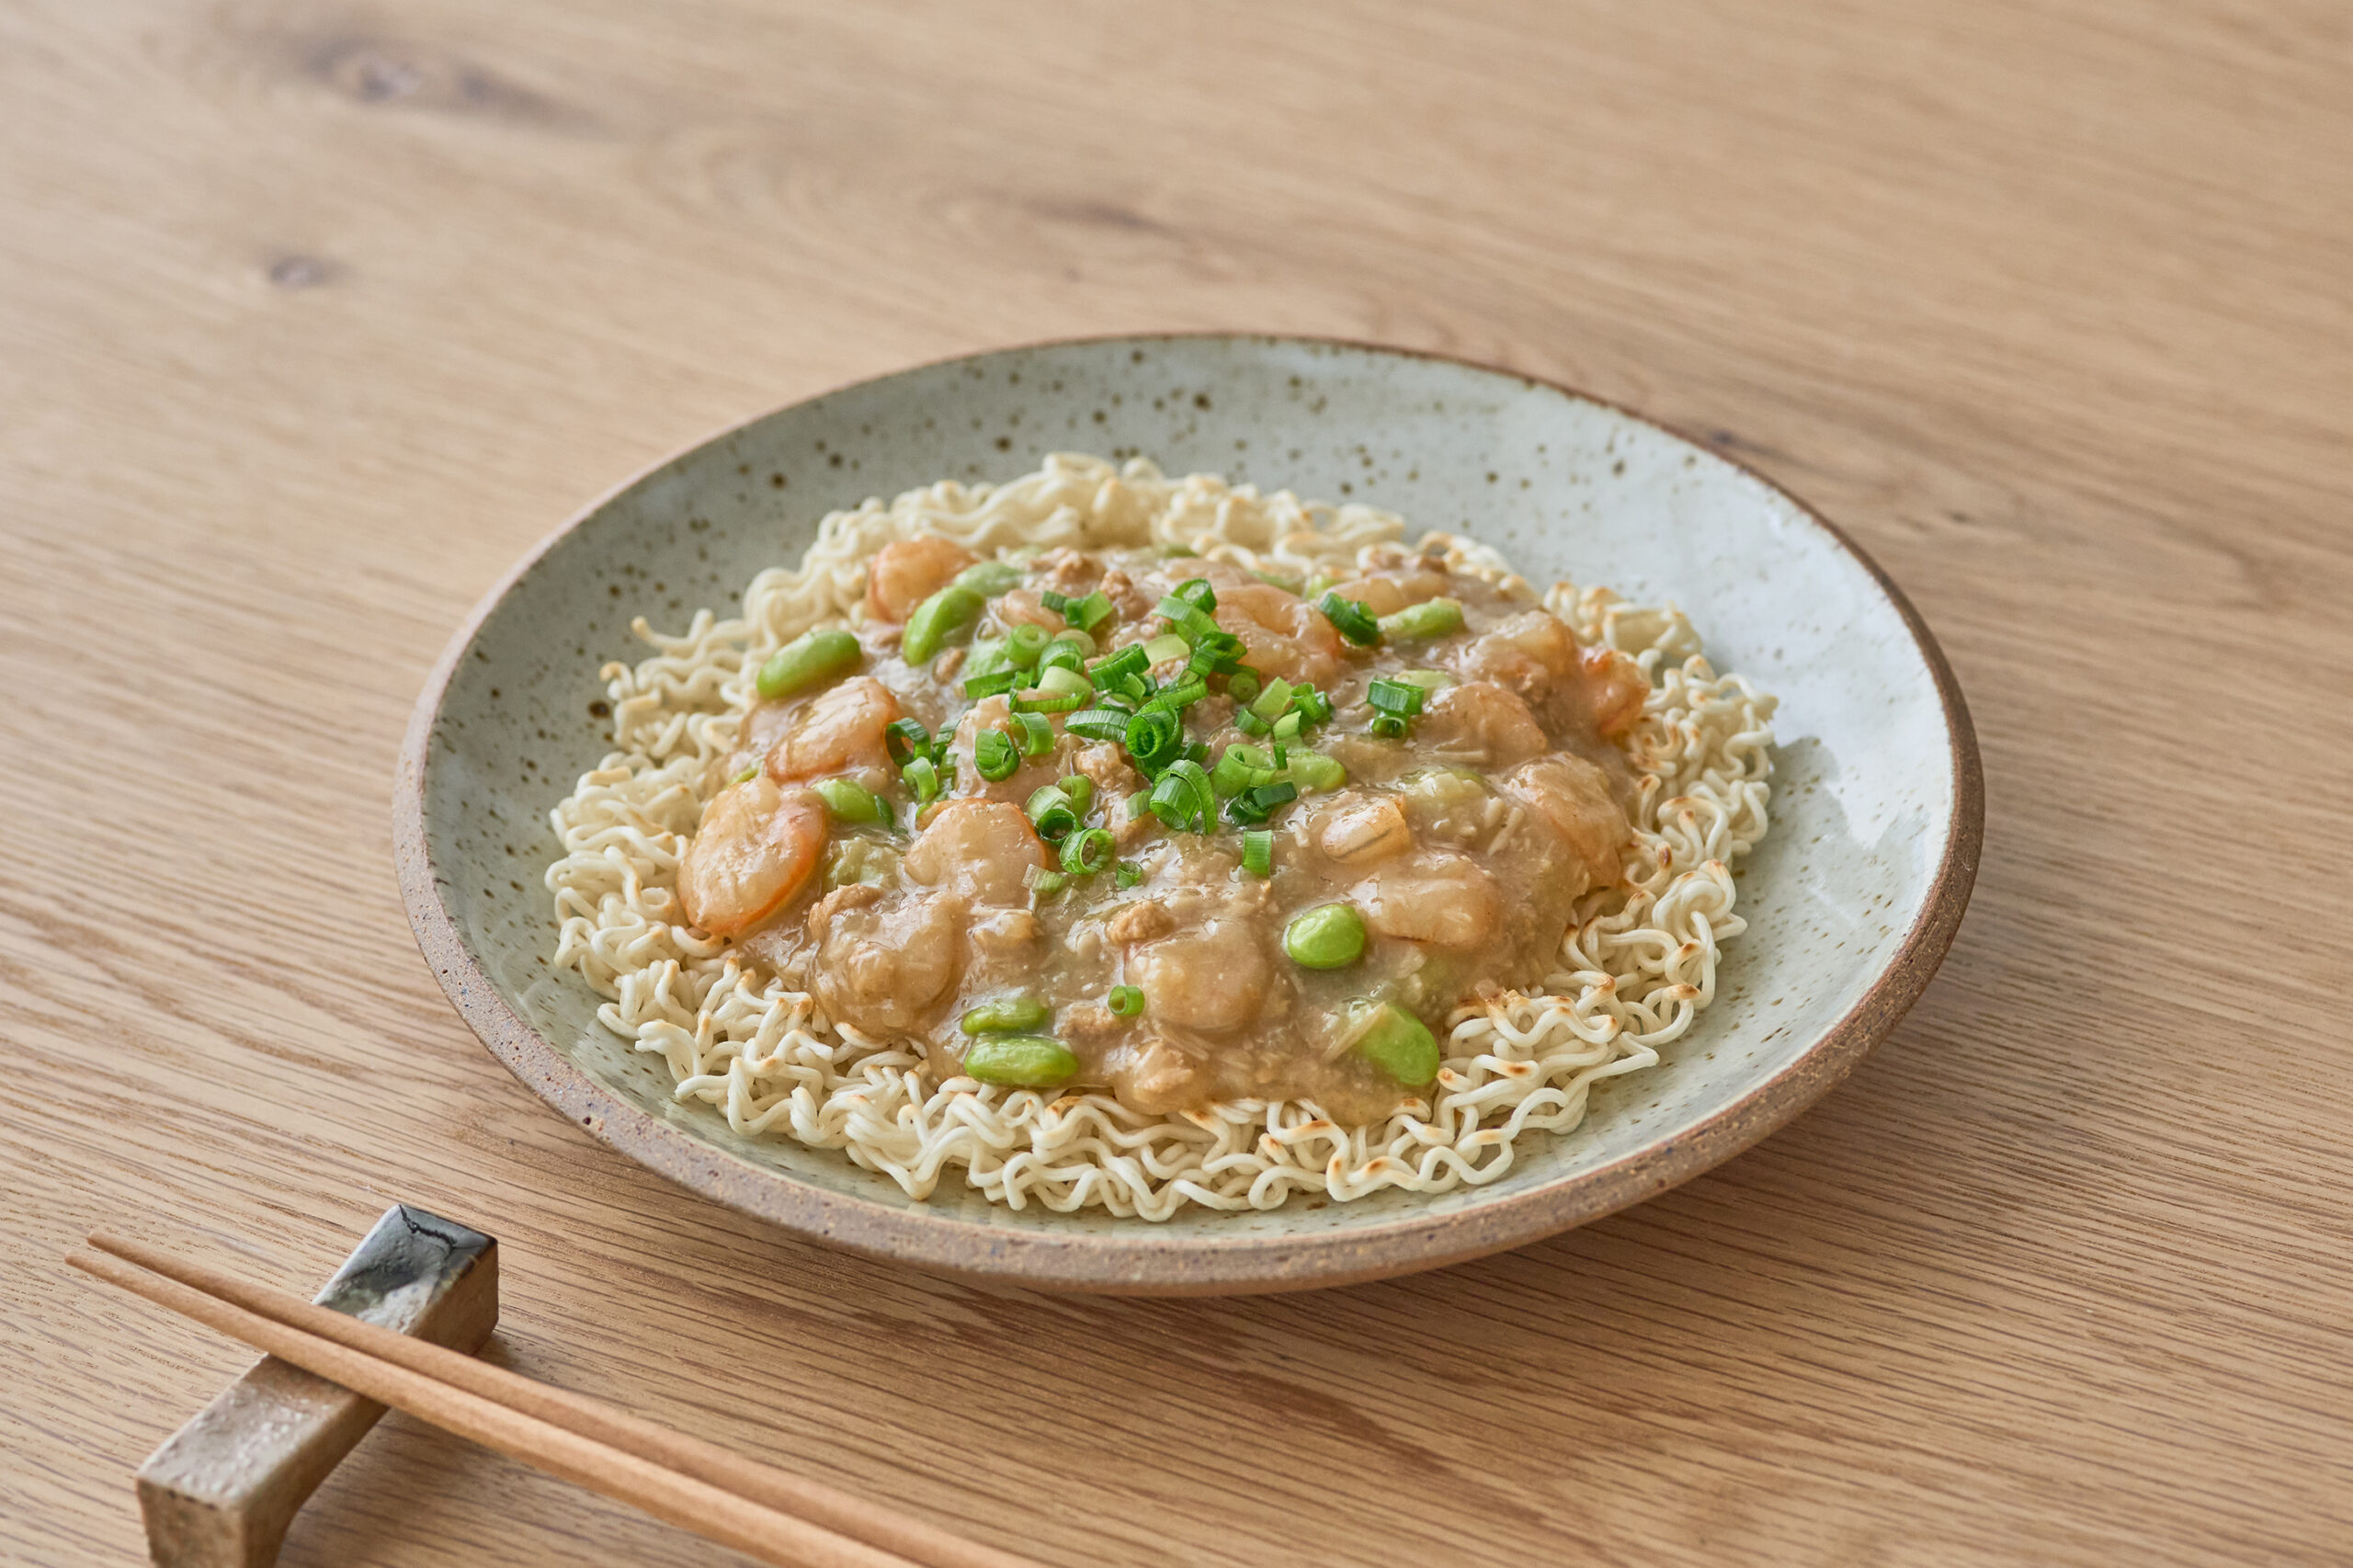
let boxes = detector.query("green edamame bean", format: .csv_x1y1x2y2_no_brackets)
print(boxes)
1376,597,1465,641
1284,903,1367,970
1351,1002,1439,1087
902,585,983,664
756,629,862,700
961,995,1052,1035
961,1033,1079,1087
810,777,886,824
953,560,1023,597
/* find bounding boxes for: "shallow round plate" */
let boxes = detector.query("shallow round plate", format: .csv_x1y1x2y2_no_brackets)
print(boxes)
396,335,1981,1295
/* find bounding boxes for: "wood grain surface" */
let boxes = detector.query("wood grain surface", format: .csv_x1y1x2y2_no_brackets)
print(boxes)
3,3,2347,1564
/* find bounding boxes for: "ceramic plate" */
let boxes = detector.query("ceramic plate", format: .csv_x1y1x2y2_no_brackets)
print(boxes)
396,335,1981,1294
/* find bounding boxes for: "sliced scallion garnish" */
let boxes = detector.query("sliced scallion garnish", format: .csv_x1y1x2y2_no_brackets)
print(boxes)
1012,710,1054,756
1316,591,1381,646
1241,830,1274,876
974,728,1019,781
1145,758,1214,832
1060,825,1114,876
1025,783,1079,840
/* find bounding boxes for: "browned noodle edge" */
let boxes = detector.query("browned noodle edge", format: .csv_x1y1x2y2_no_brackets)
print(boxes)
393,332,1984,1296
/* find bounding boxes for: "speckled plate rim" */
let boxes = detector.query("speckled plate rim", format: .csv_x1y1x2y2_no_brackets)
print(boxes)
394,333,1984,1296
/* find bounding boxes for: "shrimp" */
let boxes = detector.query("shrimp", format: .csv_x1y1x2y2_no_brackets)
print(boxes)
865,536,977,622
766,676,902,780
675,777,828,937
807,886,963,1035
1327,568,1449,618
903,800,1051,906
1500,755,1631,892
1101,1034,1206,1114
1127,912,1271,1032
992,587,1064,632
1351,849,1500,949
1211,583,1345,687
1312,791,1414,866
1458,610,1648,738
1418,680,1549,766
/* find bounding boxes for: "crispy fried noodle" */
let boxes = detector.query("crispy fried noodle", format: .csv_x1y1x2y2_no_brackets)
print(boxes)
546,455,1775,1220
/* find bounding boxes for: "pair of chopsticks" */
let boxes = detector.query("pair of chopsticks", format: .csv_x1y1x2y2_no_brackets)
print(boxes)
70,1233,1040,1568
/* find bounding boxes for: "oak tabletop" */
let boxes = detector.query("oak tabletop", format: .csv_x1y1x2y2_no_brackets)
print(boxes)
4,3,2347,1564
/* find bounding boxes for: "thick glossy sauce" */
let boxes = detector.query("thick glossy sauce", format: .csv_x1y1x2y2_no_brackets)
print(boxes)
680,540,1648,1124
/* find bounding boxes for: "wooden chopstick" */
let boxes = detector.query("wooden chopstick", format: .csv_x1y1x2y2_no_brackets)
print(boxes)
82,1231,1038,1568
67,1241,1029,1568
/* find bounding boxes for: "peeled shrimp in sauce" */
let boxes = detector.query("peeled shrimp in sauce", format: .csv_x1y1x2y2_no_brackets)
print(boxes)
679,531,1654,1122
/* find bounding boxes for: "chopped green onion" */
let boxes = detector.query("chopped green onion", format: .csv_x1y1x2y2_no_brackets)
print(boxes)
1011,691,1084,714
1037,664,1092,699
1143,677,1207,711
1026,783,1079,840
1059,774,1095,815
1060,825,1114,875
962,1033,1078,1087
1398,668,1452,692
1234,708,1271,737
1226,668,1261,705
1272,710,1302,741
1039,587,1074,618
961,665,1023,699
1210,744,1280,797
904,585,984,663
1065,707,1133,744
1030,869,1068,898
756,629,862,700
1242,830,1274,876
1146,759,1215,832
1102,671,1150,706
1225,780,1298,825
1291,687,1335,725
1284,751,1347,792
974,728,1019,781
1377,597,1465,640
1113,859,1142,889
1005,622,1051,668
1065,591,1116,632
1142,632,1193,665
731,763,760,784
1155,597,1222,642
1251,676,1294,721
883,718,933,767
1316,591,1381,646
961,995,1051,1035
1370,714,1408,738
1368,676,1429,716
1186,633,1243,678
1124,708,1182,770
902,754,944,805
811,777,886,824
952,560,1023,597
1171,577,1218,613
1108,983,1145,1017
1160,540,1198,558
1013,710,1054,756
1039,634,1092,675
1088,644,1151,686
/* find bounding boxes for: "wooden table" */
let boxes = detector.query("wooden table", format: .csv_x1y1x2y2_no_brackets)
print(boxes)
5,4,2347,1563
